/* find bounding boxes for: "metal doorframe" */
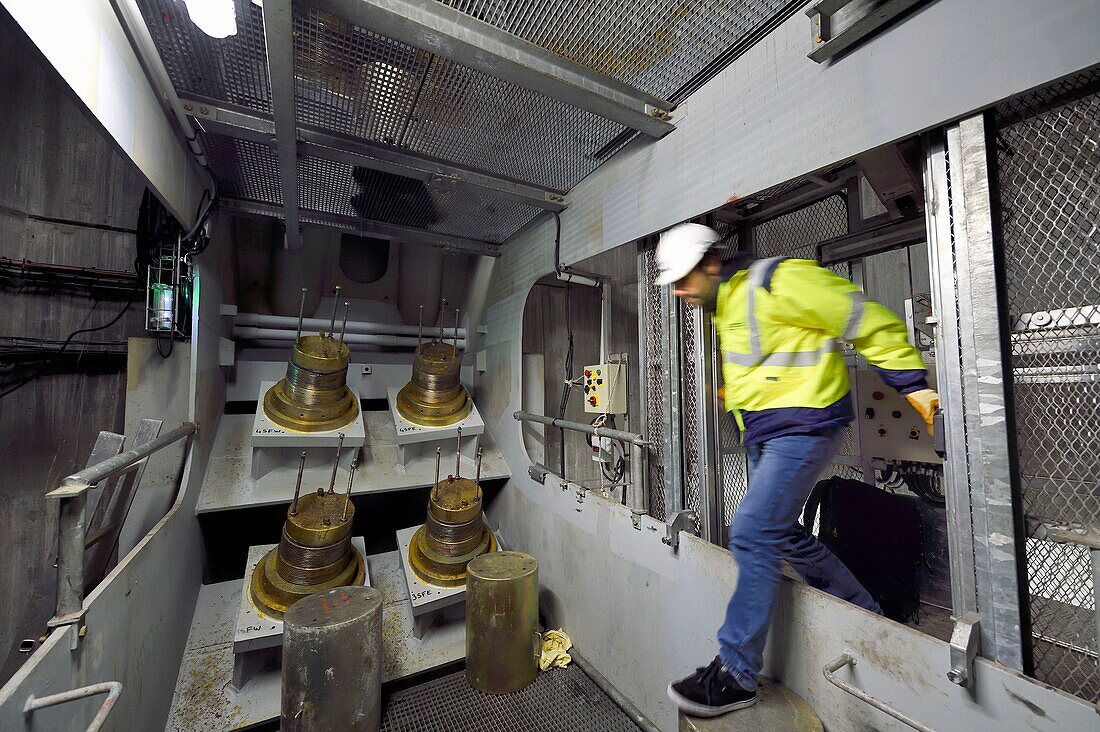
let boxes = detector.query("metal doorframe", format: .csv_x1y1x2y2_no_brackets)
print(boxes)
924,114,1031,672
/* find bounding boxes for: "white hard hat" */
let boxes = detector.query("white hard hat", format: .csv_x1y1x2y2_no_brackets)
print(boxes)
652,223,720,286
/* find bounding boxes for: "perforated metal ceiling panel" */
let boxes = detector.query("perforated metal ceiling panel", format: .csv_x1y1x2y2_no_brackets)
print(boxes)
140,0,271,112
398,58,627,189
138,0,799,243
439,0,796,100
294,9,431,145
198,131,283,203
199,131,538,242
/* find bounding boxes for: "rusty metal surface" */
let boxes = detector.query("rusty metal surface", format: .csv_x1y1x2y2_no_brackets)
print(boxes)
465,551,540,694
281,586,383,732
409,475,494,587
263,334,359,433
250,489,365,617
167,552,466,730
397,341,472,427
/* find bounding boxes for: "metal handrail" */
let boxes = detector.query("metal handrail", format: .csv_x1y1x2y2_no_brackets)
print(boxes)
47,422,198,641
513,411,646,445
823,652,934,732
512,411,649,514
23,681,122,732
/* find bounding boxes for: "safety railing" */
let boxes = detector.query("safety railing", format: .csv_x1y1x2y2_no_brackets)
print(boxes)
46,422,198,646
23,681,122,732
512,411,649,515
823,652,933,732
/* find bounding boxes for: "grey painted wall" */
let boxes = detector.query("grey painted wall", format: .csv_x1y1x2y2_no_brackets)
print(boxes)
478,0,1099,728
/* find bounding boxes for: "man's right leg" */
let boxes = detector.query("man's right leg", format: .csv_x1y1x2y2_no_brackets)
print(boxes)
716,429,845,692
783,525,882,613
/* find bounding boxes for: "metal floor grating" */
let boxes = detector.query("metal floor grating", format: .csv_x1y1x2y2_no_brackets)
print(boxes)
381,663,642,732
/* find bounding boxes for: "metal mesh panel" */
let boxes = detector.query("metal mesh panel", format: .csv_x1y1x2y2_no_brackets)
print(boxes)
137,0,271,111
380,664,641,731
198,131,282,204
822,464,863,482
199,137,537,242
299,155,538,242
719,410,748,528
439,0,795,101
712,223,748,525
639,242,669,521
1027,539,1098,701
399,58,625,190
753,195,849,262
680,304,701,516
995,84,1099,702
295,9,431,144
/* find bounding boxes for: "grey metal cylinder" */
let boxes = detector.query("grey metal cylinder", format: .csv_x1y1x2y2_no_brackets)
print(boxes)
281,586,383,731
465,551,540,694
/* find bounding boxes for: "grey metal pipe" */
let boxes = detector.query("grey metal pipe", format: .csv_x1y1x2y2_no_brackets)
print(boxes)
234,326,465,350
236,312,466,339
569,650,660,732
50,422,197,622
282,587,383,731
59,423,198,492
629,442,649,514
512,411,646,446
22,681,122,732
823,652,933,732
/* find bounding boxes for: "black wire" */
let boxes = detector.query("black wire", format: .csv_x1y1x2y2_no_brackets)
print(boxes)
0,297,135,400
156,331,174,359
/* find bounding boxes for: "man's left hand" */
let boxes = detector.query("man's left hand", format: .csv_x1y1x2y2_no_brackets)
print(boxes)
905,389,940,432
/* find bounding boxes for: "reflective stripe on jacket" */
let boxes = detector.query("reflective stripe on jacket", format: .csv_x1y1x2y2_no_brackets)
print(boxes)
714,257,927,444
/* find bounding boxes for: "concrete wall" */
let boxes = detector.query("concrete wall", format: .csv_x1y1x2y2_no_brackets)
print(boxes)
0,216,233,731
0,0,206,224
479,0,1100,729
0,18,148,683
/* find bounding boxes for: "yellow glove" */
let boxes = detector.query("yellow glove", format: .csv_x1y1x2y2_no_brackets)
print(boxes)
905,389,940,432
539,629,573,671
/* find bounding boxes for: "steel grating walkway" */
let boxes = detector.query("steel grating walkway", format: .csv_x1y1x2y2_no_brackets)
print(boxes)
381,663,641,732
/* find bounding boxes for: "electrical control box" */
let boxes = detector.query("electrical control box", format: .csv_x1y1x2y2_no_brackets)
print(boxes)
853,366,941,465
582,363,626,414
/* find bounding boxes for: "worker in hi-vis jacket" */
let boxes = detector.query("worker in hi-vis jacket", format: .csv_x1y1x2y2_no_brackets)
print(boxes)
655,223,940,717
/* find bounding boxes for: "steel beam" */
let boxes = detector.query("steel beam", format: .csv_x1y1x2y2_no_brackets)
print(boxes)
309,0,675,138
817,217,925,265
949,114,1029,672
806,0,929,63
182,95,567,211
261,0,302,250
925,117,1029,672
697,309,722,544
923,131,979,620
219,197,501,257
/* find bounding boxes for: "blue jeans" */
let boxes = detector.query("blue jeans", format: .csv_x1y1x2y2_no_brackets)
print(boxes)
717,427,882,691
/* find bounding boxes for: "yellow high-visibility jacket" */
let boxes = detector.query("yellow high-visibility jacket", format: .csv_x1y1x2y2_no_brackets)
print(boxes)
714,257,927,445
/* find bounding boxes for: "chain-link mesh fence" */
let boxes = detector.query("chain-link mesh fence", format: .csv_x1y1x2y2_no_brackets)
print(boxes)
680,304,703,517
639,240,670,521
994,80,1099,702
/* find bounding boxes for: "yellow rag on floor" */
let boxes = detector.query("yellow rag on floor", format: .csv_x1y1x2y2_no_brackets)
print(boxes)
539,629,573,670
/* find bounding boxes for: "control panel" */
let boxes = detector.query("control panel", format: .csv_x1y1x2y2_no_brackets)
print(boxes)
853,367,941,465
582,363,626,414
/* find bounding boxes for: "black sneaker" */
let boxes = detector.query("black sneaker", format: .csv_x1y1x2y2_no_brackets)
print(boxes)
667,656,757,717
